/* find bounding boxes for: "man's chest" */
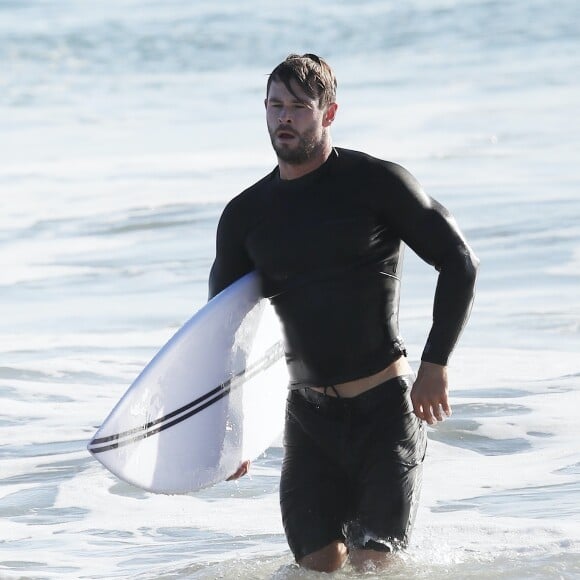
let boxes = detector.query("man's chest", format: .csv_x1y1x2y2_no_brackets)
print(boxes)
245,195,391,282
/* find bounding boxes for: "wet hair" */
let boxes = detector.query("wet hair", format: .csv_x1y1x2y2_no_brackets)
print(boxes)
266,53,337,108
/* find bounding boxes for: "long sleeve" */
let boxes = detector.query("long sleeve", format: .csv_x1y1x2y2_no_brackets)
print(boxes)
208,200,254,300
374,162,479,365
416,211,479,365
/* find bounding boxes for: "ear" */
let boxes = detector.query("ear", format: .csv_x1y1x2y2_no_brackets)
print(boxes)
264,98,268,110
322,103,338,127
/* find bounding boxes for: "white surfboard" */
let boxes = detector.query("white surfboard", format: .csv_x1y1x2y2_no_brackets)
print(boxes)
88,272,289,494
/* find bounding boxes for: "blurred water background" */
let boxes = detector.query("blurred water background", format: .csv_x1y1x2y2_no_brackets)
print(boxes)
1,0,579,578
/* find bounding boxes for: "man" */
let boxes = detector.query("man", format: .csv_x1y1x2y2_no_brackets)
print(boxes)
208,54,478,572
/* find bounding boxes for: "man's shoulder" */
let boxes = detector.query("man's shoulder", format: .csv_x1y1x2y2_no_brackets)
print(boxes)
334,147,408,178
222,168,277,217
334,147,424,204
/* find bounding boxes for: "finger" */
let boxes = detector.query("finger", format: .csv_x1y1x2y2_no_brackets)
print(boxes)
413,399,433,424
442,397,452,418
413,408,425,422
433,402,444,423
410,392,424,420
424,407,437,425
418,402,434,425
226,460,250,481
227,465,244,481
412,400,425,421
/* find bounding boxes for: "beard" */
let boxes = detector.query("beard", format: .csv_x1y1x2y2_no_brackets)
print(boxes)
269,126,324,165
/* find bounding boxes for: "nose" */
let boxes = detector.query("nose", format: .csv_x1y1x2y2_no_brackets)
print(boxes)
278,108,292,124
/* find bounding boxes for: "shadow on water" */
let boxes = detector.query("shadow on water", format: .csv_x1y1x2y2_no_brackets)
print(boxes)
108,480,151,500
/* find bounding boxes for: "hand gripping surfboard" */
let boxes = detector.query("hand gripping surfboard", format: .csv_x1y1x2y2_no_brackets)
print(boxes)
88,272,288,494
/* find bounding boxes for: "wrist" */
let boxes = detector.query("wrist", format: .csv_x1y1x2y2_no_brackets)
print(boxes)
417,360,448,379
419,360,447,369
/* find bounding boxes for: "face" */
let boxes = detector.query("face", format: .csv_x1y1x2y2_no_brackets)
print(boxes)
265,79,335,165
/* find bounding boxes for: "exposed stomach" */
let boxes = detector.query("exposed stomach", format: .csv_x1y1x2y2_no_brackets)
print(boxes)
309,355,413,398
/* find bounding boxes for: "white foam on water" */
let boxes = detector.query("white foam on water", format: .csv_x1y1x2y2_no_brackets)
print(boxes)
2,0,579,577
2,345,578,578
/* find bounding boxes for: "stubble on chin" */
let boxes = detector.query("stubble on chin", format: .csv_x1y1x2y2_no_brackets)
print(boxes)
269,128,324,165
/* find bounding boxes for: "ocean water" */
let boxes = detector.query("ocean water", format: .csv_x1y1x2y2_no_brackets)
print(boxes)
1,0,579,578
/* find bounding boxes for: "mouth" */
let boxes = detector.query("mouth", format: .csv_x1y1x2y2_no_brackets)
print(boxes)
276,129,298,141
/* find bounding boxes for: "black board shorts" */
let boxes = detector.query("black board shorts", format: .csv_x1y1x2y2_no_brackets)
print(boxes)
280,375,427,561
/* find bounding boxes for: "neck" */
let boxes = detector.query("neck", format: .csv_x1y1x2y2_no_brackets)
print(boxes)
277,140,333,180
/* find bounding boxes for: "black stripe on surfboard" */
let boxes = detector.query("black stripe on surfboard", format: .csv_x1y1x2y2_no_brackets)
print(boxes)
89,387,233,454
88,341,284,454
91,380,230,446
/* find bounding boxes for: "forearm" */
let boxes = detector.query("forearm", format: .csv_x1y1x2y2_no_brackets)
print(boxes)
421,243,479,365
371,163,479,364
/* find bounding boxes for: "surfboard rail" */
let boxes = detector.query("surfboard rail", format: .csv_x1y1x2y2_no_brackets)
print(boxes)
88,272,289,494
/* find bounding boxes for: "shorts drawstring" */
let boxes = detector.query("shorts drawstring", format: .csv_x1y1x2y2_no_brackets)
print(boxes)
323,385,341,398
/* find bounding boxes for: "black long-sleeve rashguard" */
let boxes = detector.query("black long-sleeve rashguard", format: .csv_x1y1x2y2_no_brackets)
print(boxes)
209,148,478,388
